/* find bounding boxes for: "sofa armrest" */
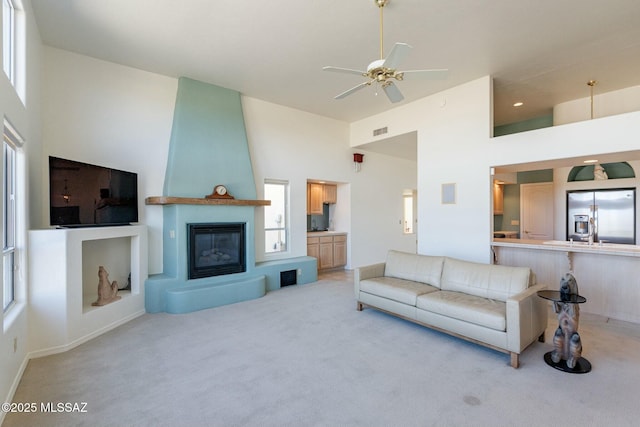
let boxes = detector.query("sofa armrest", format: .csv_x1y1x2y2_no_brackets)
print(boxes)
505,283,548,353
354,262,386,297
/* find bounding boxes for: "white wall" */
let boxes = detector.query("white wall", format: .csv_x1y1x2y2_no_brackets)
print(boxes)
40,47,178,274
1,0,42,416
554,85,640,125
351,77,494,263
242,97,418,268
352,76,640,264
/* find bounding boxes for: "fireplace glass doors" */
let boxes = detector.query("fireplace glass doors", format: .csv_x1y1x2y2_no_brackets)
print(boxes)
187,222,246,279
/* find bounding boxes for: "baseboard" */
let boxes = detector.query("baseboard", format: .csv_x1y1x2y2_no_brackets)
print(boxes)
0,352,30,425
28,309,145,359
0,309,144,424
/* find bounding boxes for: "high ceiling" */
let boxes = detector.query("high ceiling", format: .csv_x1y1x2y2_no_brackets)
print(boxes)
31,0,640,126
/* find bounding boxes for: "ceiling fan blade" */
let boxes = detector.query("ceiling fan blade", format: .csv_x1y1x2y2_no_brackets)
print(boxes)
382,81,404,103
335,81,371,99
382,42,412,70
323,66,366,76
400,69,449,80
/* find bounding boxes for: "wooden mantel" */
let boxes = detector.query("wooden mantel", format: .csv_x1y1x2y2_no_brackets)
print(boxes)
145,196,270,206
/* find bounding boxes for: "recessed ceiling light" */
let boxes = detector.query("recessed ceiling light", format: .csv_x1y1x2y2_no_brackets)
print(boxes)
583,159,598,164
513,102,524,107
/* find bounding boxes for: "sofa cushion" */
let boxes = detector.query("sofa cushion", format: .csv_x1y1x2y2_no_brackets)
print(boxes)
360,277,439,306
416,291,506,331
440,258,530,302
384,250,445,288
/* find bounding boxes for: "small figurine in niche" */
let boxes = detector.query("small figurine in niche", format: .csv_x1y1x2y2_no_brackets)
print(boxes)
92,266,121,306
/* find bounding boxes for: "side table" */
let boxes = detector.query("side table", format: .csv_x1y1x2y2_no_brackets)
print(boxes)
537,290,592,374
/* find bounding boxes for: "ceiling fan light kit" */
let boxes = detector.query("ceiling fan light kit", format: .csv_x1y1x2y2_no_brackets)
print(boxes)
323,0,448,103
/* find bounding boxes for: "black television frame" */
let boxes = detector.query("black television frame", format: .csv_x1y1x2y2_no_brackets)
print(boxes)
48,156,139,228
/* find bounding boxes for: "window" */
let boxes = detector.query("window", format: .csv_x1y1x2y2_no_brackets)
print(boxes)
2,0,15,84
3,119,21,312
2,0,24,101
264,180,289,254
403,192,415,234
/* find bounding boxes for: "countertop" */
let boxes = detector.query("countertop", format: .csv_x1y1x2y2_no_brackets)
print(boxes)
492,237,640,257
493,230,518,238
307,231,347,236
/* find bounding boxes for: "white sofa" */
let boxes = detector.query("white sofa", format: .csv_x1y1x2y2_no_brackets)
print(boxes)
355,250,548,368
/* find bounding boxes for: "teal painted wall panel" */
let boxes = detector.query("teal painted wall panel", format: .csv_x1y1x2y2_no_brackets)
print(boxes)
517,169,553,183
501,184,521,234
164,77,257,199
494,115,553,137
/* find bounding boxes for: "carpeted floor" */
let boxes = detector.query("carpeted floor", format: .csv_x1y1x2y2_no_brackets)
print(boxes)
4,271,640,427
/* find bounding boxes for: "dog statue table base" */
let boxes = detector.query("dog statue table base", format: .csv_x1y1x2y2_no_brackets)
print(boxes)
537,273,591,374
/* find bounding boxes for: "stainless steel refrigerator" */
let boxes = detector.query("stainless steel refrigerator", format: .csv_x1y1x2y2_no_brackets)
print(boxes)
567,188,636,244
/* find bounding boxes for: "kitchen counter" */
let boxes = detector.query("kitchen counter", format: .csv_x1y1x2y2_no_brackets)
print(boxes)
493,230,518,238
492,238,640,324
492,238,640,257
307,231,347,236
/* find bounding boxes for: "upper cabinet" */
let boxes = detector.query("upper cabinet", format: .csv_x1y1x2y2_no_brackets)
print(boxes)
323,184,337,204
307,183,324,215
307,182,337,215
493,182,504,215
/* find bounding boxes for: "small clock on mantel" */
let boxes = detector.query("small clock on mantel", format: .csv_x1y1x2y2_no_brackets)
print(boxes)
205,184,234,199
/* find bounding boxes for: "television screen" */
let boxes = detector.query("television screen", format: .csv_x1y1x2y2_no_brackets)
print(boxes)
49,156,138,227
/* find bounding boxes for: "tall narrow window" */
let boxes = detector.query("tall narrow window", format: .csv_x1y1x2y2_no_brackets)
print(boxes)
264,180,289,254
2,0,15,84
403,193,414,234
3,119,21,312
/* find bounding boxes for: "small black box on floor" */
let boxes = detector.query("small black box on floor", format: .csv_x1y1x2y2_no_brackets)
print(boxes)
280,269,297,287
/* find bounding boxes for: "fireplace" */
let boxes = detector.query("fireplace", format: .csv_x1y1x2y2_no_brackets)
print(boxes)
188,223,246,279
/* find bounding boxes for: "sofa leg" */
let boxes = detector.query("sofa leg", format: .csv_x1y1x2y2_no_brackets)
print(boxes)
538,332,546,343
356,302,363,311
510,352,520,369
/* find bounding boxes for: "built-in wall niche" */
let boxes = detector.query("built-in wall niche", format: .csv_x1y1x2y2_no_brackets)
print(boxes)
28,225,148,356
82,237,133,313
567,162,635,182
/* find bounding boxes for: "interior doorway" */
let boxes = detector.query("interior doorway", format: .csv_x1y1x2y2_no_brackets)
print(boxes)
520,183,554,240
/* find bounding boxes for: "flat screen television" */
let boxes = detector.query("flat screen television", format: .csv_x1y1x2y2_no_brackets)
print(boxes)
49,156,138,227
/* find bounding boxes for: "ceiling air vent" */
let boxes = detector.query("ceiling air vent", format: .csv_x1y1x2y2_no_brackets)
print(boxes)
373,126,388,137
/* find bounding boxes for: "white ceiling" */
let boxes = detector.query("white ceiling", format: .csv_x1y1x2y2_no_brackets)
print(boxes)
31,0,640,128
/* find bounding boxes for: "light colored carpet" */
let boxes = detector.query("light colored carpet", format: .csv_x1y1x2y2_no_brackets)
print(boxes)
4,272,640,427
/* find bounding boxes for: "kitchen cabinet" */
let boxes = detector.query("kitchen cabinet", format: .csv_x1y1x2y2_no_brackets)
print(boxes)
493,182,504,215
308,183,337,215
323,184,337,204
307,237,320,259
307,183,324,215
307,233,347,270
319,236,334,269
333,234,347,266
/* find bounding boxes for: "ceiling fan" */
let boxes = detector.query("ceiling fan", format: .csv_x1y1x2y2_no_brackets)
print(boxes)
323,0,448,103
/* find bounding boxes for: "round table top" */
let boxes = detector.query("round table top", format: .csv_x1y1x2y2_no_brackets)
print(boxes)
537,290,587,304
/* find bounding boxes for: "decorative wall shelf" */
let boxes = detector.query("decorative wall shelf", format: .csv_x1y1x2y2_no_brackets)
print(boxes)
145,196,270,206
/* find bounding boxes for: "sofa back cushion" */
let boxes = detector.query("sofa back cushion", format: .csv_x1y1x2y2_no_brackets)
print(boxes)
440,257,530,302
384,250,445,288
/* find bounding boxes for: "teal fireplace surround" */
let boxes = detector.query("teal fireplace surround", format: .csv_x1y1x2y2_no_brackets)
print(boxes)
145,78,316,314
